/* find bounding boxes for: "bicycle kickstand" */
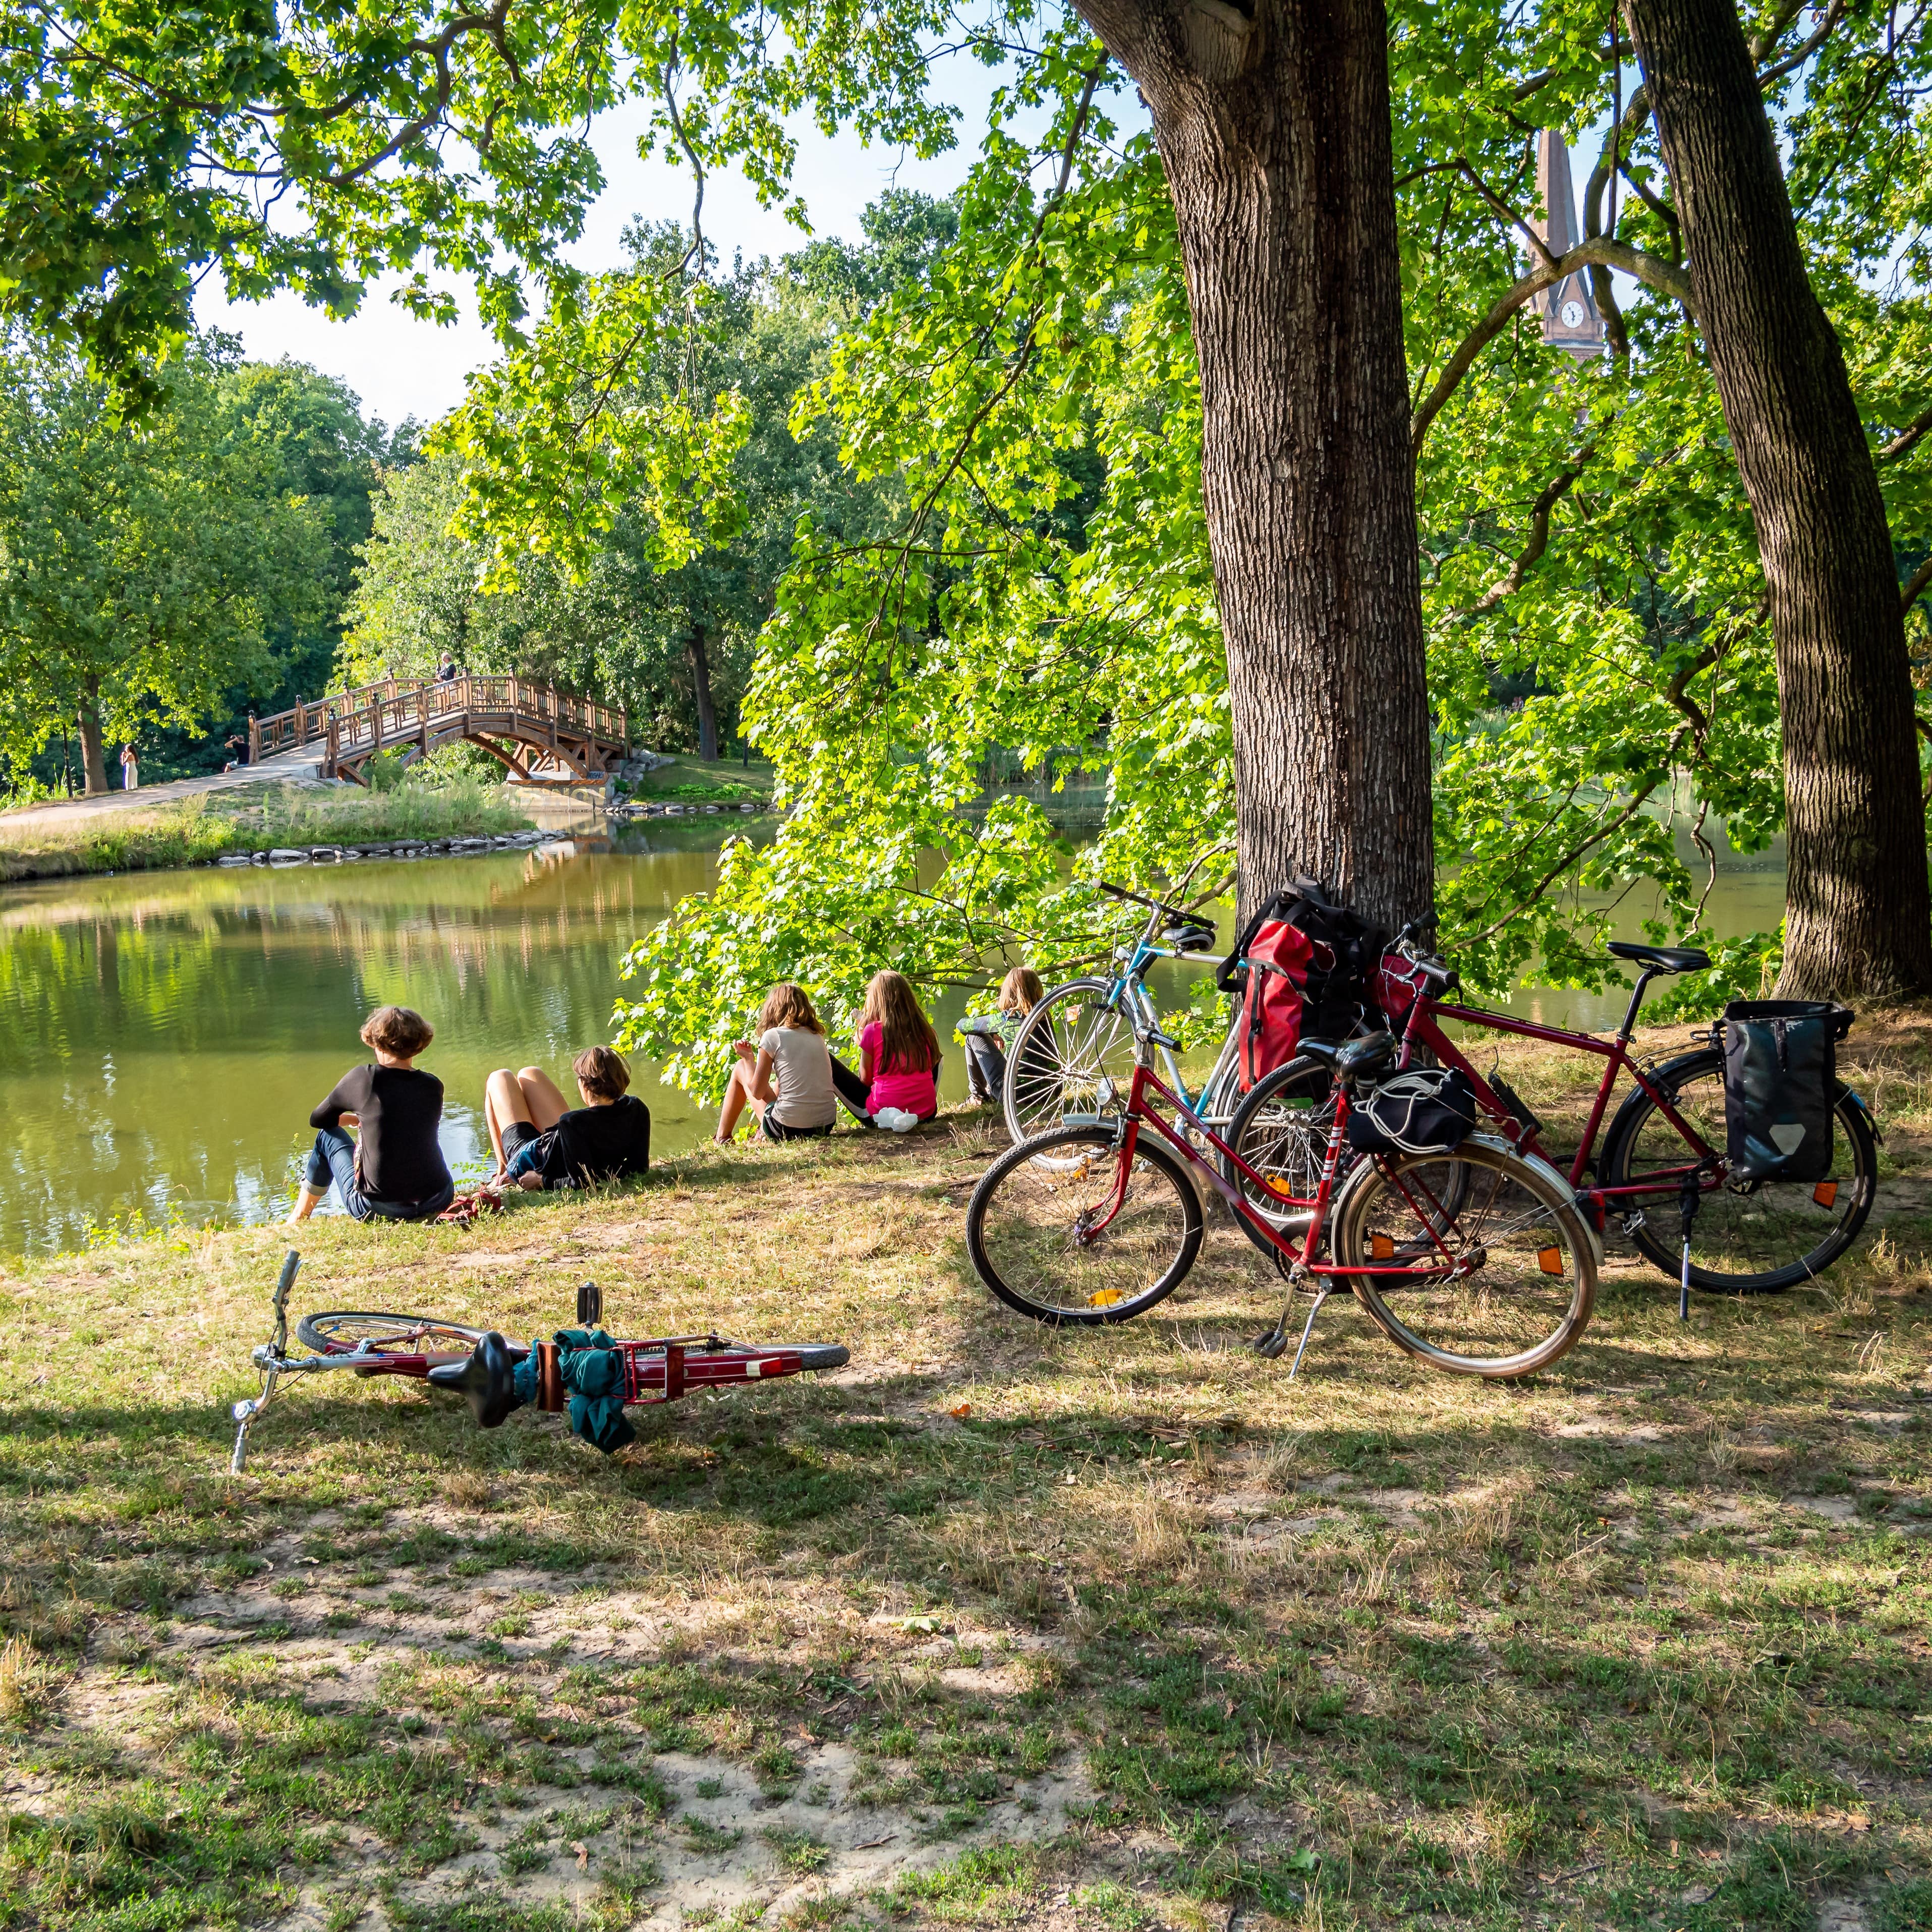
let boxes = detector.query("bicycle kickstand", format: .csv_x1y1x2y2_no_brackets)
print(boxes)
1253,1279,1330,1380
1678,1174,1699,1323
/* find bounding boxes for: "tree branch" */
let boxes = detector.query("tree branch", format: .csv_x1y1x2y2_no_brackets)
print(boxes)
1878,401,1932,463
1901,554,1932,613
1466,444,1597,613
1412,238,1695,457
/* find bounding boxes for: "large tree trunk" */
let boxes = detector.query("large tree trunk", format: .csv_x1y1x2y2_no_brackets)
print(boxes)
1627,0,1932,999
76,684,109,795
1071,0,1435,931
688,622,719,763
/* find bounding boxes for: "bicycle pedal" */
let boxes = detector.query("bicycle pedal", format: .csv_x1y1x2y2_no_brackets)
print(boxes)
1252,1328,1289,1360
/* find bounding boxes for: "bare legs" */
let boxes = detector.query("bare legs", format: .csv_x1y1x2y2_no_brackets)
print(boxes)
484,1066,572,1172
715,1059,775,1142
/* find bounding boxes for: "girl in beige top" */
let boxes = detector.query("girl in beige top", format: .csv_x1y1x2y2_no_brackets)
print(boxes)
715,983,839,1143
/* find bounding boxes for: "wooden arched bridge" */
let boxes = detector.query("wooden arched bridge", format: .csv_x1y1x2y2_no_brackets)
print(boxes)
250,676,629,785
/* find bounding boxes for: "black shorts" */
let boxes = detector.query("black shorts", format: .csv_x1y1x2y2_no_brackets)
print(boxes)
501,1119,542,1160
760,1112,835,1143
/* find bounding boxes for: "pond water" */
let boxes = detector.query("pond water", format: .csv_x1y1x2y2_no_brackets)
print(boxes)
0,817,1786,1255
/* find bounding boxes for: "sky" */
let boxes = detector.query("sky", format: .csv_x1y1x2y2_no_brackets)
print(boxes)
192,60,1029,434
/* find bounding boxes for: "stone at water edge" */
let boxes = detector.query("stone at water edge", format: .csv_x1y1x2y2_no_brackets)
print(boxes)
268,848,309,865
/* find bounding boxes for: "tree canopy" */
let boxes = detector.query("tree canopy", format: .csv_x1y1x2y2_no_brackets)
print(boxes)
8,0,1931,1046
0,336,335,793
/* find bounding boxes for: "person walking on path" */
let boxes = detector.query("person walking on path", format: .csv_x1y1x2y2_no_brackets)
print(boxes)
119,744,139,790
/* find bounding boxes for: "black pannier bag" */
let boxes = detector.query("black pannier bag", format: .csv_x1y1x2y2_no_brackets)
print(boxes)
1346,1068,1479,1156
1721,999,1852,1184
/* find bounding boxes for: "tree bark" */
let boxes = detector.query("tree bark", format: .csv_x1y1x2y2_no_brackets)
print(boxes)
1627,0,1932,999
1070,0,1435,932
77,683,109,795
688,621,719,762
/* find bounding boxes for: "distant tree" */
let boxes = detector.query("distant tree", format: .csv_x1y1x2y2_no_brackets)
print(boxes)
0,338,329,794
350,209,918,753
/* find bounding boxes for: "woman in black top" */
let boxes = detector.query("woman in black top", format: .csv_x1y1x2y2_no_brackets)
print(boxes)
484,1045,650,1190
289,1006,456,1223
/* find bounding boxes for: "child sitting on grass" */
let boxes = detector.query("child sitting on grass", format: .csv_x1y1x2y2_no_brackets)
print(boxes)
831,970,941,1130
956,964,1046,1106
715,983,840,1143
485,1045,651,1190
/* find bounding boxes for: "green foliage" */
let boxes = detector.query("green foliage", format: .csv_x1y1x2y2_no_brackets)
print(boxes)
0,335,331,788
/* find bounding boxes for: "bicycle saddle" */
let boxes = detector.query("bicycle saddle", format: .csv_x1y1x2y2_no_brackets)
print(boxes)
1335,1032,1396,1082
427,1330,520,1429
1607,941,1711,975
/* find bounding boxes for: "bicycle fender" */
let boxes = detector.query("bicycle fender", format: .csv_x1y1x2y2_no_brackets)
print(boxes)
1483,1135,1605,1272
1332,1132,1603,1271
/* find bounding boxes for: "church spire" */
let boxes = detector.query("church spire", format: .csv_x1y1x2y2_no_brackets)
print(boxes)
1532,129,1607,361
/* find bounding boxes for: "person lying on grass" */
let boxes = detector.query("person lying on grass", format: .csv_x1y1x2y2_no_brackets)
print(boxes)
831,970,941,1131
484,1045,651,1190
715,982,839,1144
290,1005,456,1224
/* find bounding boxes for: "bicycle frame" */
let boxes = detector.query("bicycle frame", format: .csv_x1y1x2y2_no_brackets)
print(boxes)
1089,1058,1472,1286
1101,934,1242,1124
1380,957,1718,1213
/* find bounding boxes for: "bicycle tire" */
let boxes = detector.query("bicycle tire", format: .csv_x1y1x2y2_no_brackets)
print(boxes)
1332,1137,1596,1378
1221,1055,1341,1257
1002,978,1138,1166
967,1125,1203,1325
777,1343,850,1372
1599,1048,1877,1292
298,1311,491,1358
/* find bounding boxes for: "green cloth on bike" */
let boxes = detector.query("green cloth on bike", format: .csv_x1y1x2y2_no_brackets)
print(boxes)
506,1327,635,1455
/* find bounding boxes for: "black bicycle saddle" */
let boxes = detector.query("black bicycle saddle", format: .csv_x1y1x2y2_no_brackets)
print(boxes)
427,1330,520,1429
1335,1032,1397,1082
1607,940,1711,975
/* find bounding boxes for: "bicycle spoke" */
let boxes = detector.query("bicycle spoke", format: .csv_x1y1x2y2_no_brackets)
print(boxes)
1341,1144,1593,1374
969,1128,1201,1323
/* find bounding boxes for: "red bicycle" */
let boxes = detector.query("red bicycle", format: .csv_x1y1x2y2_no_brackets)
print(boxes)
231,1256,848,1470
967,1012,1598,1379
1222,931,1877,1296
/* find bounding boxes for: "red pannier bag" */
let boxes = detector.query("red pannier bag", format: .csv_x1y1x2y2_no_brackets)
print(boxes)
1217,878,1387,1089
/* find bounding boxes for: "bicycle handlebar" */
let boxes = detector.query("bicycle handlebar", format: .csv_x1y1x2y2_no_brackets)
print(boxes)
1101,881,1191,923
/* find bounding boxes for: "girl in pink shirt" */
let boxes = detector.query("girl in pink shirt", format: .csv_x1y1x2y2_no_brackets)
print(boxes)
831,971,941,1127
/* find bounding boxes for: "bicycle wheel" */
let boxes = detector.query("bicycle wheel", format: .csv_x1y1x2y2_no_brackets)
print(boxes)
1004,979,1138,1166
967,1125,1203,1324
1221,1056,1339,1257
298,1311,490,1360
1600,1048,1877,1291
1332,1138,1596,1377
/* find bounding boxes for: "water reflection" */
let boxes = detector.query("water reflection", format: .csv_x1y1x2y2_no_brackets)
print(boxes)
0,828,760,1253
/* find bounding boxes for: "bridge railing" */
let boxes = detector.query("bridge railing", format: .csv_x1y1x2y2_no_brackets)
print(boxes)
250,676,628,765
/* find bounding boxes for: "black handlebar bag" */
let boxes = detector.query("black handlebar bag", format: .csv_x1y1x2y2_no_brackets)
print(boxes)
1721,1000,1851,1184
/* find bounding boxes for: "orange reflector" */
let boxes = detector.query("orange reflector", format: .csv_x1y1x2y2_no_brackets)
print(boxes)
1088,1289,1123,1308
1265,1178,1297,1199
1538,1246,1565,1276
1370,1233,1395,1261
1813,1181,1838,1208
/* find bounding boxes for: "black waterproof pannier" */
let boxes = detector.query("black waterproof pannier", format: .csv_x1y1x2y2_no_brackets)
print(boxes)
1345,1067,1479,1156
1721,999,1852,1184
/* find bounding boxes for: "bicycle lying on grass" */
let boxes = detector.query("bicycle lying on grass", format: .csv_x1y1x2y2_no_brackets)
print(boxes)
970,1007,1599,1380
231,1254,850,1471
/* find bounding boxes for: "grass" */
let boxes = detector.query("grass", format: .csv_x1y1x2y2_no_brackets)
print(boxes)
2,1013,1929,1927
621,752,773,805
0,780,535,881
